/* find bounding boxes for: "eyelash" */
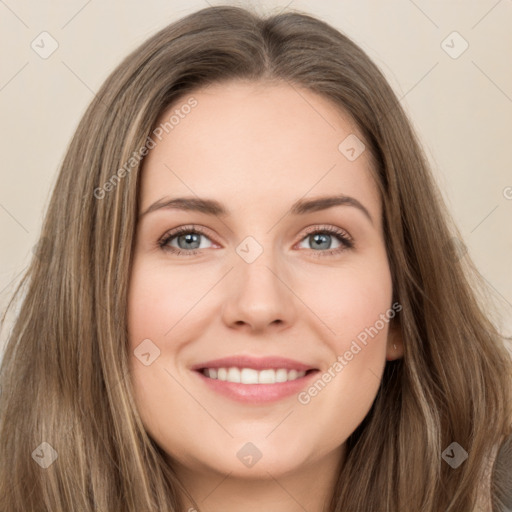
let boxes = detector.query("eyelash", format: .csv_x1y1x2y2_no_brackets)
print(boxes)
157,224,354,257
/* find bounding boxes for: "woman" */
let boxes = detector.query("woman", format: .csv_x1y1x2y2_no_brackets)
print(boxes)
0,5,510,511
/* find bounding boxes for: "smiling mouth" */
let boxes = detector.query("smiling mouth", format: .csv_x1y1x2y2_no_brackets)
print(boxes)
198,367,317,384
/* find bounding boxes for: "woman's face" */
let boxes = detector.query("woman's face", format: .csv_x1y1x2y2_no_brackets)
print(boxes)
128,80,401,481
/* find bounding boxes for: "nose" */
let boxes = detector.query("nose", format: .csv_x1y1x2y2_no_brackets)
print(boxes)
221,250,297,333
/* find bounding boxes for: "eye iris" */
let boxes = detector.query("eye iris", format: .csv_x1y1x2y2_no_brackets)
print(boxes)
310,233,331,250
170,231,340,252
178,233,201,250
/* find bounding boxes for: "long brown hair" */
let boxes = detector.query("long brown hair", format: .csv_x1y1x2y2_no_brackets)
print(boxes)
1,5,510,511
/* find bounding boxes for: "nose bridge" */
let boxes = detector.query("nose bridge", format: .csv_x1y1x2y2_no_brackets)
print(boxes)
235,234,285,299
220,234,296,331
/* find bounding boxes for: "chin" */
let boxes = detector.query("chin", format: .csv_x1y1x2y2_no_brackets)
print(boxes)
166,438,313,479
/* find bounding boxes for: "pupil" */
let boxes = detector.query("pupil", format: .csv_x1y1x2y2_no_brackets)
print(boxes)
179,233,200,250
312,233,330,250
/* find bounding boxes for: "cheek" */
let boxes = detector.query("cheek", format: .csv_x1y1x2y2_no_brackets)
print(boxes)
127,258,212,345
294,256,393,425
298,255,393,345
126,259,202,447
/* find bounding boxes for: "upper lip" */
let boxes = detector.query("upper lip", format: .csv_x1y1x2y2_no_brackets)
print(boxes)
190,355,318,372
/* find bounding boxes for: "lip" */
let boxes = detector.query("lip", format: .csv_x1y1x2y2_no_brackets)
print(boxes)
190,355,317,372
190,355,320,403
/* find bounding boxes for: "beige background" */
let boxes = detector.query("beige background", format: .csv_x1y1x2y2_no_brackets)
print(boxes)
1,0,511,355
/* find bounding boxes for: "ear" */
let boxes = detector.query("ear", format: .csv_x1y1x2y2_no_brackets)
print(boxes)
386,320,404,361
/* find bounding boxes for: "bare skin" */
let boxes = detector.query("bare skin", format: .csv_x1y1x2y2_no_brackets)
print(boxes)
127,80,403,512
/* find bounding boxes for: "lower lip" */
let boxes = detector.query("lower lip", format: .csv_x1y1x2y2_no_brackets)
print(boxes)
193,370,319,403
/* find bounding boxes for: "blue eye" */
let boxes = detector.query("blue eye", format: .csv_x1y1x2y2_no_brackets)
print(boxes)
296,226,354,256
158,225,214,256
158,224,354,257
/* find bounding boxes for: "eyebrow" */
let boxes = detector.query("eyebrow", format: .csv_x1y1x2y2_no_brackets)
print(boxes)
140,194,373,224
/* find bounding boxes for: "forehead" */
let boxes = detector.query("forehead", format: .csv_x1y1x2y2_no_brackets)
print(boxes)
140,80,381,222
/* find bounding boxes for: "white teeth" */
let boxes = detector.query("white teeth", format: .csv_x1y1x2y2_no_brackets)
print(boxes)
275,369,288,382
240,368,259,384
258,369,275,384
227,367,241,383
202,367,307,384
288,369,298,380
